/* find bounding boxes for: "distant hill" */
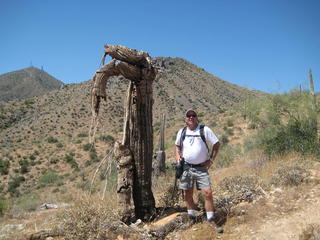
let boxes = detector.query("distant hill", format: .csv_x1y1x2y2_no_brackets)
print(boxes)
0,67,64,102
0,57,265,198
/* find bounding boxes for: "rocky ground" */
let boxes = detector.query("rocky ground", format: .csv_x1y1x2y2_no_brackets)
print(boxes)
1,162,319,240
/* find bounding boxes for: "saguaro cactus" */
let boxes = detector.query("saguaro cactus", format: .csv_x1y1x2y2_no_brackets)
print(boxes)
155,114,166,175
91,45,157,221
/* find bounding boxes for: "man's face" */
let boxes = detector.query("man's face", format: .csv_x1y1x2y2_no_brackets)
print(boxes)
185,111,198,126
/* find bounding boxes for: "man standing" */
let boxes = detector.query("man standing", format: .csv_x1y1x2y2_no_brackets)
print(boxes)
175,109,223,233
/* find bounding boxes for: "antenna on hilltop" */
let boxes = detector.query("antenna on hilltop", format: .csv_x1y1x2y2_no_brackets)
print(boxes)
30,61,33,67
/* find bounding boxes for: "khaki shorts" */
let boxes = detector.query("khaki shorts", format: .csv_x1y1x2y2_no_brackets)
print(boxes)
179,165,212,190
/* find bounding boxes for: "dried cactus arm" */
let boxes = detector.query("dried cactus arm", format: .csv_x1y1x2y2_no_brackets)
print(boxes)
104,44,152,67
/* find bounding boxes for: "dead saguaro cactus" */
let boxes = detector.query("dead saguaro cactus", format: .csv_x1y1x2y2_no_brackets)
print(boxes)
91,45,157,221
155,114,166,175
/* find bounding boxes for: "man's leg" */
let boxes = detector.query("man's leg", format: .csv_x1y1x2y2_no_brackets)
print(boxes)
201,188,214,218
185,189,196,216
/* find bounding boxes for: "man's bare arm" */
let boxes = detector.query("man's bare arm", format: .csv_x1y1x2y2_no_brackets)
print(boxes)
175,145,182,162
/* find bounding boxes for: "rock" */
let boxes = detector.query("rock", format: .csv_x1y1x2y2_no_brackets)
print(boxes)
37,203,58,210
37,202,71,210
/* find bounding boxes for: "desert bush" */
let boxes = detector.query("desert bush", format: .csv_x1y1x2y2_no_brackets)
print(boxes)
226,118,234,127
99,135,115,143
271,161,309,186
38,170,62,186
56,142,63,148
214,145,238,168
247,91,320,156
256,118,319,156
158,184,182,207
89,151,99,162
47,136,59,143
18,159,29,174
64,153,79,171
217,174,263,205
64,153,74,163
82,143,92,151
77,132,88,138
10,194,41,212
0,159,10,175
299,224,320,240
0,197,6,215
225,127,234,136
220,135,229,145
8,176,25,196
50,157,59,164
59,196,131,240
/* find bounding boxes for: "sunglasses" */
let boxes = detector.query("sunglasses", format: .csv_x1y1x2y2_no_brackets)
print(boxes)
186,114,197,118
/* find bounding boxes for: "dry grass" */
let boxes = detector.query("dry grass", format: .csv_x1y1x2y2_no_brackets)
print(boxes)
58,192,123,240
299,224,320,240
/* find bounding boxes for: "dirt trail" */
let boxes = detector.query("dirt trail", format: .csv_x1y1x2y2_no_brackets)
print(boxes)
232,193,320,240
222,164,320,240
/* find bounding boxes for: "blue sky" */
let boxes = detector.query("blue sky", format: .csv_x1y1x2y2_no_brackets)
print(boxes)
1,0,319,93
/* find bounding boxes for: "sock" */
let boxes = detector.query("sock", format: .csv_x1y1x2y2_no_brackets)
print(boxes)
187,209,196,216
206,211,215,220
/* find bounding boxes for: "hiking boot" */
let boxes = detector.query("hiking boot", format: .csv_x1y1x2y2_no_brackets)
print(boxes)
208,217,224,233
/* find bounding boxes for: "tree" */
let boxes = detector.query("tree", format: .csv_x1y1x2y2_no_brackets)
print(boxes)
91,45,157,221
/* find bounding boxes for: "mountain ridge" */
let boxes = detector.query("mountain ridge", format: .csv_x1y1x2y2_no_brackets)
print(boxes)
0,67,64,102
0,56,265,199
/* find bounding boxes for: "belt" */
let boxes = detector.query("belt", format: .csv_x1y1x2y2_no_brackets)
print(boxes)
185,162,205,168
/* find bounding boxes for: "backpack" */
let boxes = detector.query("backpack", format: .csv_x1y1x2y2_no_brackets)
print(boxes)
179,124,209,151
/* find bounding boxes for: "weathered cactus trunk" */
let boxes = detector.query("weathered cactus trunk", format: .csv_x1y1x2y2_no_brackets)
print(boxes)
309,69,317,110
155,114,166,175
309,69,318,138
91,45,156,221
129,75,156,219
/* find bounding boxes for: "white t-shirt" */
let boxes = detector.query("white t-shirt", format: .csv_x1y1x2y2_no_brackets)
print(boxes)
175,125,219,164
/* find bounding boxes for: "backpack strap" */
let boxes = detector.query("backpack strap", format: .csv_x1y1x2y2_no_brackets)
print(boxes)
179,125,208,151
199,125,209,152
179,126,187,149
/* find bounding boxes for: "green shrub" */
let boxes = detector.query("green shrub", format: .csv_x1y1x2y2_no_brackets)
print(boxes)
64,153,74,163
220,135,229,145
89,151,99,162
8,176,25,196
0,198,6,215
225,128,234,136
227,118,234,127
77,133,88,138
18,159,29,174
56,142,64,148
64,154,79,171
0,159,10,175
99,135,115,143
214,145,237,168
38,170,61,186
247,92,320,156
12,194,41,212
82,143,92,151
256,118,319,156
47,136,58,143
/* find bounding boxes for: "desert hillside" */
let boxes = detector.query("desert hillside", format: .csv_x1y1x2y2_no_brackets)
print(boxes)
1,58,319,240
0,67,64,102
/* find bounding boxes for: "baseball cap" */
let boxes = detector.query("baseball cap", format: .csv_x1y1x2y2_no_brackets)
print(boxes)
185,109,197,117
